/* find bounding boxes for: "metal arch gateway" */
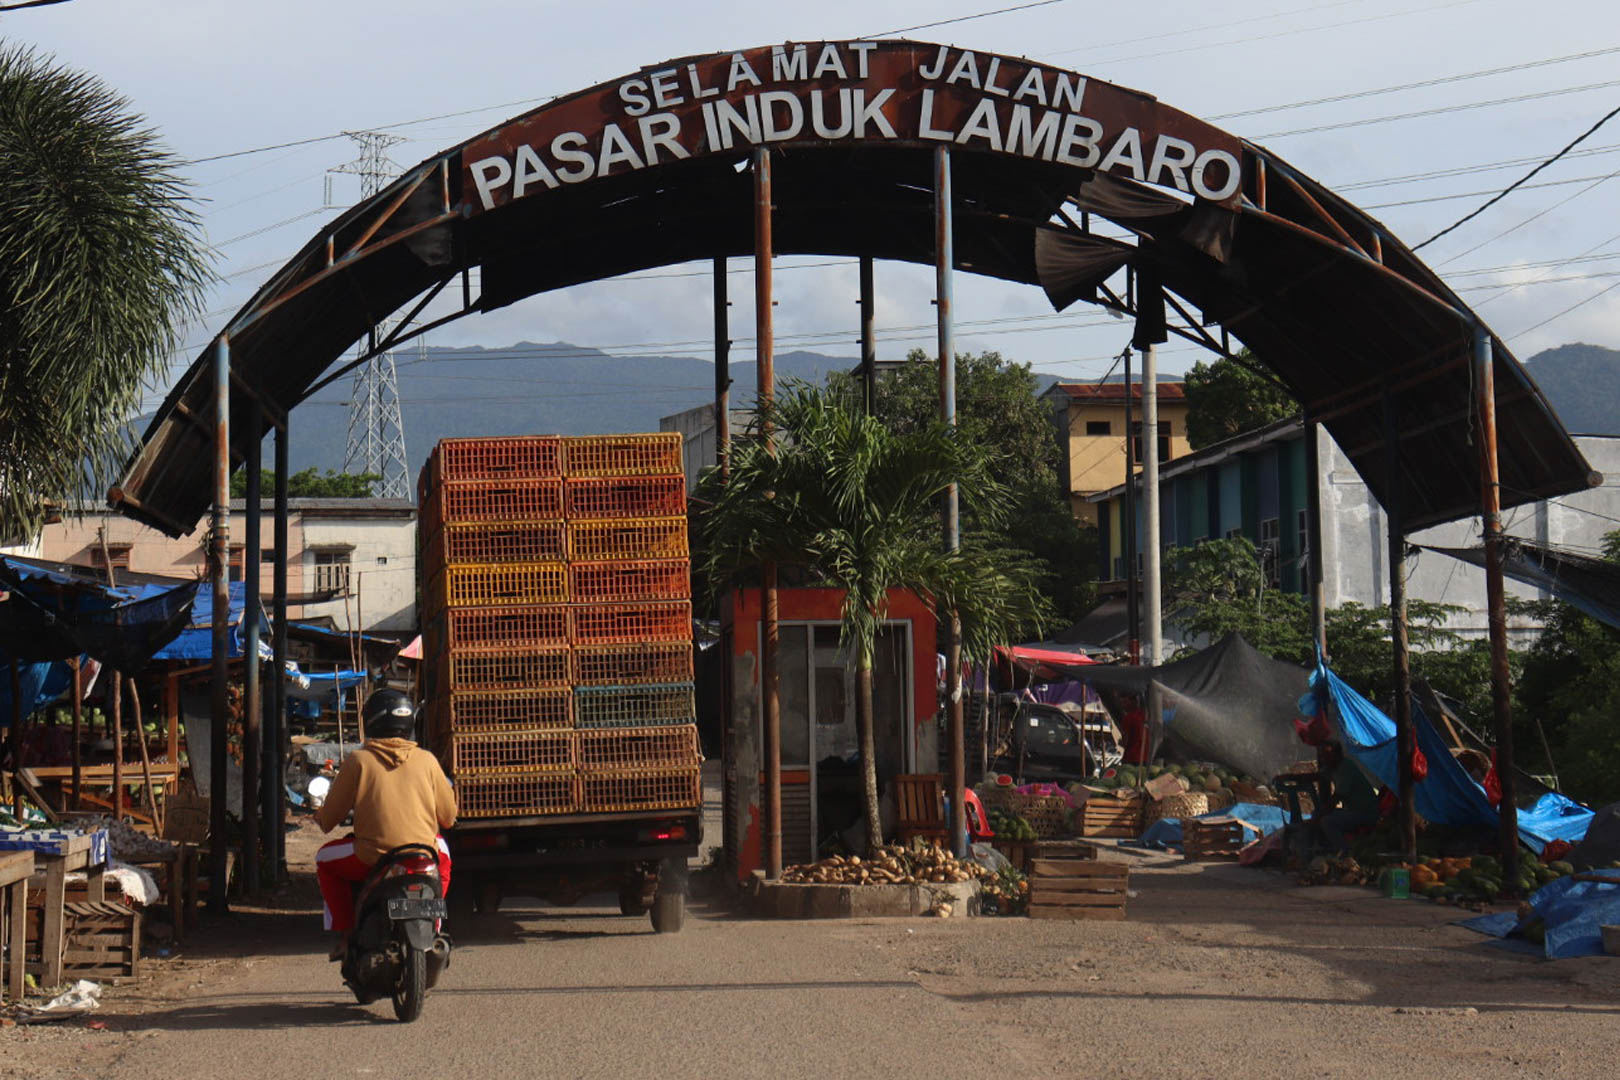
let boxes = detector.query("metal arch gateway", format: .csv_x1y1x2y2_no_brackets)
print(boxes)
115,38,1594,534
112,38,1597,896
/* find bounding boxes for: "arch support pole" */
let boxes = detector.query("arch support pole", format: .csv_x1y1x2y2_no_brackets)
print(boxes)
1475,326,1520,892
754,147,782,880
209,337,231,914
935,146,966,857
714,256,730,480
1384,394,1418,867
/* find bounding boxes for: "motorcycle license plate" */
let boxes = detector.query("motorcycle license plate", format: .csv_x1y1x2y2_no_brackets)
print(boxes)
387,897,447,919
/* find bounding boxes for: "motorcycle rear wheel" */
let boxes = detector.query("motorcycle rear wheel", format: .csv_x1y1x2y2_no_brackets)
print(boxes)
392,947,427,1022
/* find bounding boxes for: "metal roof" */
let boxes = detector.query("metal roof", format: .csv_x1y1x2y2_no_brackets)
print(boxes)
112,39,1598,537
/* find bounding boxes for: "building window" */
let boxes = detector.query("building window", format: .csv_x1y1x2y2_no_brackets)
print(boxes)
91,544,131,576
1259,518,1281,588
1085,420,1111,436
1225,527,1243,540
313,549,353,595
1131,421,1172,464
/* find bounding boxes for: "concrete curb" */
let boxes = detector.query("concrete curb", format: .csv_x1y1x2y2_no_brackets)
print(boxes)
748,873,982,918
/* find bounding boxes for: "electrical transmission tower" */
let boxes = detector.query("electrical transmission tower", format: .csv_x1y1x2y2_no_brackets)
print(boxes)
332,131,410,498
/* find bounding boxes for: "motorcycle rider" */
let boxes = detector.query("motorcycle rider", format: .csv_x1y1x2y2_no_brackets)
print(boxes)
315,688,457,960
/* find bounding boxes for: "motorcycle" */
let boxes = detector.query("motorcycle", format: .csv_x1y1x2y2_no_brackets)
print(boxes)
340,843,452,1022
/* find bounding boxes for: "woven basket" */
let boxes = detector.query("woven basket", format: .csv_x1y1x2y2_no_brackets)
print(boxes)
1205,790,1236,813
1143,791,1209,827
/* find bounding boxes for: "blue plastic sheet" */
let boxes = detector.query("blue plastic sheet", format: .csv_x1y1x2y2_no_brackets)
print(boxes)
0,654,73,725
1309,663,1594,852
1461,870,1620,958
1133,801,1289,850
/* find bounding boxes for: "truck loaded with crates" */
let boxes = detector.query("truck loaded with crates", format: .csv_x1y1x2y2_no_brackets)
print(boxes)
417,432,702,933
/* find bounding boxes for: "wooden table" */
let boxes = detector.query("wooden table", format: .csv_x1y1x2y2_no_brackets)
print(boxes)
21,833,109,989
1,850,33,1002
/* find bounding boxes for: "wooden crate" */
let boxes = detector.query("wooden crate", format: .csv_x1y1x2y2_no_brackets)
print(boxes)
1028,859,1130,921
1081,797,1143,839
26,900,141,982
1183,817,1246,862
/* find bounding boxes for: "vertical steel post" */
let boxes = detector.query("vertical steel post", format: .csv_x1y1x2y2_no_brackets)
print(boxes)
1474,326,1520,893
860,254,877,415
69,658,82,810
241,404,262,894
8,664,21,821
209,336,231,913
1123,349,1139,664
1142,342,1162,666
1384,394,1418,866
935,146,966,856
754,146,782,879
1306,420,1328,660
714,255,730,480
270,420,289,882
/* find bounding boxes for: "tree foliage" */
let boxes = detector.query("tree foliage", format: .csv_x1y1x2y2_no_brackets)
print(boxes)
0,48,210,541
1512,530,1620,807
230,468,380,499
1183,352,1298,450
1165,536,1494,718
696,380,1052,848
860,349,1096,626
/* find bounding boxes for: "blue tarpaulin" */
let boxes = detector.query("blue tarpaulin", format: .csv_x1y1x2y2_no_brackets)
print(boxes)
1461,870,1620,958
1309,663,1594,853
1134,801,1289,850
0,654,73,726
150,581,266,661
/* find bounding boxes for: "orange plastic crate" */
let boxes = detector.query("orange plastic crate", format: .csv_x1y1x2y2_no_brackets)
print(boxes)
431,520,567,573
569,601,692,646
450,730,574,775
435,478,564,525
442,647,570,692
579,766,701,813
571,642,693,686
577,724,701,771
445,688,572,733
457,771,578,818
433,436,562,484
561,433,682,478
567,517,687,562
564,475,685,520
440,562,568,607
443,605,569,649
569,559,690,604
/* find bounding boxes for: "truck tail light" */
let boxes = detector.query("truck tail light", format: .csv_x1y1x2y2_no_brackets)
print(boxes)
638,824,687,842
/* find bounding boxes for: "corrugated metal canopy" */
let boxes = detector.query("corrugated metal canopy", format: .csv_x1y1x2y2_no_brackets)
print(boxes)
112,39,1598,536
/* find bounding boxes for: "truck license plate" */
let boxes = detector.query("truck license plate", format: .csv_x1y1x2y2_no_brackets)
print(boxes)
387,897,447,919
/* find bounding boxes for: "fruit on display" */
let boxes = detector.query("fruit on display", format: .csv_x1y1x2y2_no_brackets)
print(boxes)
780,844,992,886
979,866,1030,916
988,807,1037,841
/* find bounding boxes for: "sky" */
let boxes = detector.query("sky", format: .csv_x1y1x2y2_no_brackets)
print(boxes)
8,0,1620,410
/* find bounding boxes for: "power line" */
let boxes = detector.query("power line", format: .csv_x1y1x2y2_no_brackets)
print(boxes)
1046,0,1365,61
1464,230,1620,308
1365,172,1620,210
1434,169,1620,267
867,0,1066,38
1413,102,1620,250
1255,79,1620,140
1211,44,1620,121
1509,277,1620,341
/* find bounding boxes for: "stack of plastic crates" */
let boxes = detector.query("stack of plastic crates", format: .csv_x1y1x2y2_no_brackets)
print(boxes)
563,433,701,814
419,436,578,817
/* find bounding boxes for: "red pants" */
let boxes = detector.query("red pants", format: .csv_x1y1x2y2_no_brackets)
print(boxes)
316,835,450,932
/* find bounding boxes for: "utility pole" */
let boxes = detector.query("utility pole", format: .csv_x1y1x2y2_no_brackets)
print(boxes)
331,131,410,498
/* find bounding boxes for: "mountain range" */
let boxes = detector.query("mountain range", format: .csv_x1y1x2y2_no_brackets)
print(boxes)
256,339,1620,477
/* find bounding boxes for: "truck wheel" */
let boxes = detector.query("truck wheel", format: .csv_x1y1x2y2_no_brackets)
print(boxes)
475,881,501,915
650,889,685,933
618,884,650,916
448,883,475,928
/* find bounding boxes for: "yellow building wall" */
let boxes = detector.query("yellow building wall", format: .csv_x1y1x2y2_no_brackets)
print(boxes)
1063,399,1191,522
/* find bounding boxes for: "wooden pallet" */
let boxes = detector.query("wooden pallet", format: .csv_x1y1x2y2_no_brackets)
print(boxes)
25,900,141,982
1028,858,1130,920
1081,798,1143,839
1183,818,1246,862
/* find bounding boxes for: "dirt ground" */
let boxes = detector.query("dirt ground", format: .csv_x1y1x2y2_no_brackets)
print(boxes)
5,826,1617,1079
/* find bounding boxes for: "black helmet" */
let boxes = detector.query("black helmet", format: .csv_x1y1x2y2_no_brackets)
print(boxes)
363,687,417,740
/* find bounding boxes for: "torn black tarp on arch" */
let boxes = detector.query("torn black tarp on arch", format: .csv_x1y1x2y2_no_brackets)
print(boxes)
0,557,197,671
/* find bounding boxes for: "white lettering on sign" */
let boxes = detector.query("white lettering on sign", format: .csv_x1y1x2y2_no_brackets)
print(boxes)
466,43,1242,212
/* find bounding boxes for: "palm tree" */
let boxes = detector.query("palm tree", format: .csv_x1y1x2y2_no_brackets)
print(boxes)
698,381,1052,852
0,47,210,542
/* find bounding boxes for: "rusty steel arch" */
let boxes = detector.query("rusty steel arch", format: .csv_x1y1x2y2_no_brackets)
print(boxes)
114,37,1595,535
